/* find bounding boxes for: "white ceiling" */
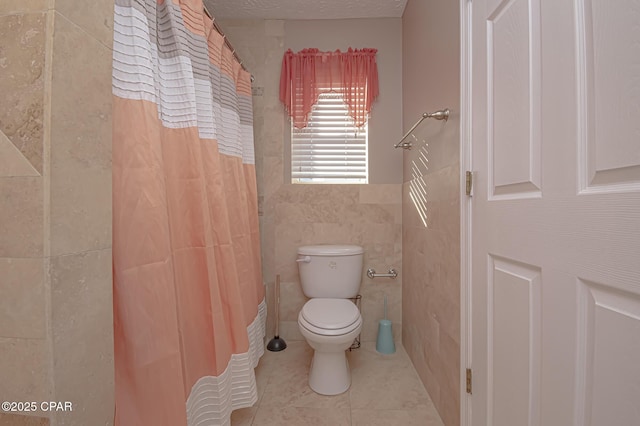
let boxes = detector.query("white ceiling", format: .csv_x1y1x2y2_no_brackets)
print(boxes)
204,0,408,20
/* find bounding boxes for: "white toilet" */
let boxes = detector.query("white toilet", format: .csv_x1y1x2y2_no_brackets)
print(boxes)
296,244,364,395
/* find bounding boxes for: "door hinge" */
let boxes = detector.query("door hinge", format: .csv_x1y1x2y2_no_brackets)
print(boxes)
466,368,473,394
465,171,473,196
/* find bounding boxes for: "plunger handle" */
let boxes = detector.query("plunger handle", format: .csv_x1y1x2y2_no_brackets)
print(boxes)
274,274,281,336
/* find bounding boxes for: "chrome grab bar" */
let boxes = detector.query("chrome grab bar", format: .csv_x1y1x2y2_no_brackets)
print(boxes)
366,268,398,279
394,108,450,150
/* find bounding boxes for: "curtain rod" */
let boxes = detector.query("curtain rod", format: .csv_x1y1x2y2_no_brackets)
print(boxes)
202,4,254,81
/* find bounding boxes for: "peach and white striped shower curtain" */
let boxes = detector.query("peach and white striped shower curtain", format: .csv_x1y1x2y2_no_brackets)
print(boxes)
112,1,265,424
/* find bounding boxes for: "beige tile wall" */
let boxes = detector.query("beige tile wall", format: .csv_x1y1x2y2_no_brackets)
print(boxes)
402,1,461,425
49,11,113,257
0,12,46,174
220,19,404,344
0,413,50,426
0,2,114,425
270,184,403,342
0,5,52,422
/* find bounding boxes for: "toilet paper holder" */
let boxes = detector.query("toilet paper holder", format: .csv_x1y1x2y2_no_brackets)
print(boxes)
366,268,398,279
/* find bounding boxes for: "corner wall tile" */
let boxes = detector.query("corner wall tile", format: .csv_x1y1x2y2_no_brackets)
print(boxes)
279,320,303,341
0,337,50,403
263,156,283,199
0,1,53,15
0,258,46,338
279,281,307,322
0,131,40,177
49,13,112,256
0,177,43,257
359,184,402,204
54,0,114,48
0,13,46,173
360,281,402,342
0,413,50,426
50,249,114,426
265,279,276,340
437,377,461,426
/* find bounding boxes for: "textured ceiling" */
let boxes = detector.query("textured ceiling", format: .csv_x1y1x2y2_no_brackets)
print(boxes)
204,0,408,20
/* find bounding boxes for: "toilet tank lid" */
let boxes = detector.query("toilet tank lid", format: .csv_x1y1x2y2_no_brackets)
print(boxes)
297,245,364,256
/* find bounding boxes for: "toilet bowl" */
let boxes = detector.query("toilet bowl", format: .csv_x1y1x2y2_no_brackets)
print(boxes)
296,245,364,395
298,298,363,395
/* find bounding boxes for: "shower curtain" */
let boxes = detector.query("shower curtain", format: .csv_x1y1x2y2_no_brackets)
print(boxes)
111,1,265,424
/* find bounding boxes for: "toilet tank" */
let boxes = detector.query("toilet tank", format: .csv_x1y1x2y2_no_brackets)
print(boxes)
297,245,364,298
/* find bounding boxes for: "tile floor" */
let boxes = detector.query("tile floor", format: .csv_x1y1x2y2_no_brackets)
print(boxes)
231,341,444,426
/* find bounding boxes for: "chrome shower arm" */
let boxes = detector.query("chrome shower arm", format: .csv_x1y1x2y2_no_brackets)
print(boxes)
394,108,450,150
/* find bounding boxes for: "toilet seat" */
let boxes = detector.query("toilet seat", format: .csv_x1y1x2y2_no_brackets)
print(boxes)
299,298,362,336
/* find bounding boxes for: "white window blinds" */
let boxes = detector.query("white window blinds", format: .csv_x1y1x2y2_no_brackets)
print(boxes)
291,92,368,184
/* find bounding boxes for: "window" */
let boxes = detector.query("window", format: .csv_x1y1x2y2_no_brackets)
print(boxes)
291,92,368,184
280,48,378,183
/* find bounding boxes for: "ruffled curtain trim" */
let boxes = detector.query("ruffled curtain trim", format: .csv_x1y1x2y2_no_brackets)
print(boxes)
186,299,267,426
279,48,379,129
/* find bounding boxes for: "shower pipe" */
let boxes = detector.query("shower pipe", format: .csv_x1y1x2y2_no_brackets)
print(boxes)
203,4,255,82
394,108,450,150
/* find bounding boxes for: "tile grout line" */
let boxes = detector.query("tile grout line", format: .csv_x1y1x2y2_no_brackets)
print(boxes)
42,7,55,426
53,10,113,51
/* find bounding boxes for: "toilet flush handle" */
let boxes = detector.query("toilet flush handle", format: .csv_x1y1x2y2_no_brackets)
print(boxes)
296,256,311,263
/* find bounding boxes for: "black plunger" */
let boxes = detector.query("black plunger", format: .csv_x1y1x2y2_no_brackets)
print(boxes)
267,275,287,351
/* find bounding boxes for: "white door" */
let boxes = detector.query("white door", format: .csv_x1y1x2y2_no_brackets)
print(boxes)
468,0,640,425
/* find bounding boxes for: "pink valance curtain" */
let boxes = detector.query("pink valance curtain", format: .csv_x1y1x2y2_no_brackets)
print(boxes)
112,0,264,425
279,48,379,129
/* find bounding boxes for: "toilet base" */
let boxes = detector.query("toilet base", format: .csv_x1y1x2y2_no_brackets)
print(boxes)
308,351,351,395
298,309,362,396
